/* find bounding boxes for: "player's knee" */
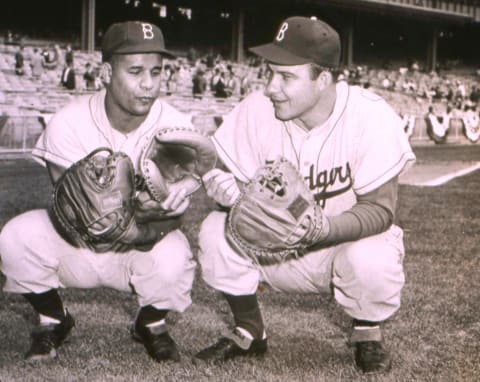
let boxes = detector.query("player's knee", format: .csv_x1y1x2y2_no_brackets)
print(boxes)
197,211,226,274
340,241,404,289
198,211,226,256
130,253,155,275
0,216,26,265
131,249,193,286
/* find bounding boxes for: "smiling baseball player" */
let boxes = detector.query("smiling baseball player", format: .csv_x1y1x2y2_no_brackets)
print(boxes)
195,16,416,374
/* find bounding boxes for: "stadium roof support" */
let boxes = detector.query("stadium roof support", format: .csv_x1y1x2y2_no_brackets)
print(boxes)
310,0,480,22
231,3,245,62
80,0,95,52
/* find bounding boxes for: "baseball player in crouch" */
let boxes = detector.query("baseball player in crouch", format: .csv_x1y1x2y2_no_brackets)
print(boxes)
0,21,196,362
195,16,416,373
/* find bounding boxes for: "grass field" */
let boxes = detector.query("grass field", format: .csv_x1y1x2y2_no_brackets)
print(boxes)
0,144,479,382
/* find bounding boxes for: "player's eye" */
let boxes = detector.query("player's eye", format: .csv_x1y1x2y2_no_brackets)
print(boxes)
128,68,142,75
281,73,294,81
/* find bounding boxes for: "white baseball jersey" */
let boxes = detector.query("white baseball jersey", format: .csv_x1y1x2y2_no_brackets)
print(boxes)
33,88,193,170
213,81,416,217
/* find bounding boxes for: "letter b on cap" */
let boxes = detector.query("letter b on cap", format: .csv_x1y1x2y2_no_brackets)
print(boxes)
141,23,154,40
276,22,288,41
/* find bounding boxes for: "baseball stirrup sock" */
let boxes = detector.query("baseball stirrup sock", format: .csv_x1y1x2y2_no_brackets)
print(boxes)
23,289,66,322
353,319,381,328
224,293,265,339
136,305,169,327
351,319,382,343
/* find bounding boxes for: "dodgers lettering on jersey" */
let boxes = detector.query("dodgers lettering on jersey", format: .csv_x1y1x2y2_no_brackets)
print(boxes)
213,81,415,216
307,162,352,207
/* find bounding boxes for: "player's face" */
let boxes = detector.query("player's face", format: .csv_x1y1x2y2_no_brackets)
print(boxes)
106,53,163,116
264,63,325,123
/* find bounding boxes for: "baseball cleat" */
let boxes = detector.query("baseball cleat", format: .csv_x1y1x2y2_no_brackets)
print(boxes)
354,341,392,374
194,328,267,363
25,311,75,362
131,322,180,362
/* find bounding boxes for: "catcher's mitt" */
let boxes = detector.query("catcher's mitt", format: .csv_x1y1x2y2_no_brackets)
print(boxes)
49,147,139,253
139,126,217,203
226,158,329,266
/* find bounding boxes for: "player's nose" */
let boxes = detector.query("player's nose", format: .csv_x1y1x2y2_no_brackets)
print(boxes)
140,72,154,90
264,74,280,97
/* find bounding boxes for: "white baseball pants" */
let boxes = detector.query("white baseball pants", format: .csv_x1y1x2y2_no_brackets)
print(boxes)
0,209,196,312
198,211,406,322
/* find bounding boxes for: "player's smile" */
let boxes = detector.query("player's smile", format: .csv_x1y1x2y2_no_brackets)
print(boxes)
269,98,288,109
138,96,155,104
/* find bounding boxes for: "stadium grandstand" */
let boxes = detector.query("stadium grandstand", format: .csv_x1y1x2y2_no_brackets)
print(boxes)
1,0,480,153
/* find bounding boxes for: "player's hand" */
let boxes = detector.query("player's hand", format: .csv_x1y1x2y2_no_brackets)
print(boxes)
159,188,190,216
202,168,240,207
135,189,190,222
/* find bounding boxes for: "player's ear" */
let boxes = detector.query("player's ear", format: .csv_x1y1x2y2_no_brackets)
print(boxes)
316,70,333,90
99,62,112,85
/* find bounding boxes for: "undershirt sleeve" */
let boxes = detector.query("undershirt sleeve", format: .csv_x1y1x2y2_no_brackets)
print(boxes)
309,176,398,250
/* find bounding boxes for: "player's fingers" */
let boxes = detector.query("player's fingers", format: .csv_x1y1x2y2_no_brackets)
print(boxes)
169,189,188,210
202,168,224,184
161,188,187,211
205,172,236,197
218,182,240,207
174,197,190,215
164,196,190,217
224,182,240,204
212,171,236,187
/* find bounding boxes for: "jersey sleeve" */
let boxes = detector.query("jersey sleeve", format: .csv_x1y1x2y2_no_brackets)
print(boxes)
351,95,416,195
212,92,272,182
32,105,88,169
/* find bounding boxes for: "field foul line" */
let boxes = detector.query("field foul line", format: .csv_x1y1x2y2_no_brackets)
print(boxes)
413,162,480,186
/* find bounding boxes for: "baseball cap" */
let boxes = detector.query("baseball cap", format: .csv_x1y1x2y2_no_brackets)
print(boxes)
102,21,175,61
249,16,341,68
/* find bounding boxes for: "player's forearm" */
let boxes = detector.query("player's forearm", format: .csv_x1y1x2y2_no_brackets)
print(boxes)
319,201,393,248
309,177,398,250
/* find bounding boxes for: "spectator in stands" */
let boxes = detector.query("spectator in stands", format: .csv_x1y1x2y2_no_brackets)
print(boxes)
210,68,221,91
94,67,103,90
14,46,25,76
30,48,44,80
187,47,198,66
213,72,229,98
83,63,96,90
409,59,420,72
43,44,59,70
5,30,14,44
60,61,76,90
226,70,239,97
192,69,207,99
54,44,63,67
239,69,253,98
469,85,480,106
206,51,215,69
65,44,74,66
165,64,178,95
